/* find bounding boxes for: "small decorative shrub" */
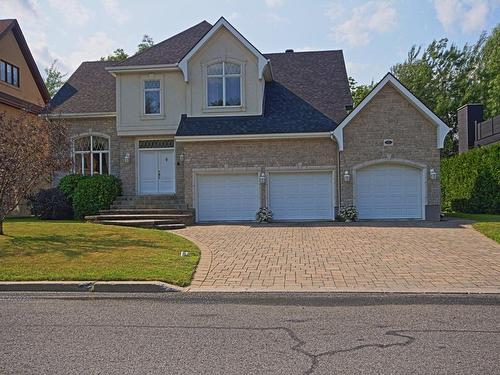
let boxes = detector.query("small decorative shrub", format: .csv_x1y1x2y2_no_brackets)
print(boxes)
58,174,88,202
31,188,73,220
72,175,122,219
338,206,358,222
256,207,273,223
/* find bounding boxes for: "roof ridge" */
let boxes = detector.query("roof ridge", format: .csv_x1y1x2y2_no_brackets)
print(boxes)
265,49,343,55
118,20,212,66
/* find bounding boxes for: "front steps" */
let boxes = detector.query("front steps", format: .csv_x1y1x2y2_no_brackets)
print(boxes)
85,195,194,230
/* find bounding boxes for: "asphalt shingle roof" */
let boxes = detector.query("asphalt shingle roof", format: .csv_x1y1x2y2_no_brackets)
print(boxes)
176,81,336,136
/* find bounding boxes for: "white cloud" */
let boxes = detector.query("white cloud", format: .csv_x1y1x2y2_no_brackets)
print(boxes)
265,0,285,7
67,32,116,70
433,0,495,33
329,1,398,46
265,13,288,23
227,12,240,22
103,0,130,25
47,0,91,27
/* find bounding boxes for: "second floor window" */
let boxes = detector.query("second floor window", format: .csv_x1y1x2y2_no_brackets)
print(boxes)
73,135,110,176
144,79,161,114
0,60,19,87
207,62,241,107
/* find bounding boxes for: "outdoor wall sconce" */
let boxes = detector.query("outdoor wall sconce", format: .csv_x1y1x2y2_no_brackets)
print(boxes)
259,172,266,184
124,152,130,163
179,153,185,162
430,168,437,180
343,170,351,182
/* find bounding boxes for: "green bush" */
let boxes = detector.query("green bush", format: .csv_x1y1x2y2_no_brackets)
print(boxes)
31,188,74,220
441,144,500,214
72,175,122,219
58,174,88,202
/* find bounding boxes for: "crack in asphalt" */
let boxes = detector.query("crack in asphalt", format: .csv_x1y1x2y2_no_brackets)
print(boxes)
15,323,500,375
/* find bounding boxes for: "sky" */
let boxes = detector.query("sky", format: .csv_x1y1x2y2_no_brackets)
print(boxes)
1,0,499,84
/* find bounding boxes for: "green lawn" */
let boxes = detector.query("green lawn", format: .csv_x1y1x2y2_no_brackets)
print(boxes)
0,218,200,286
448,212,500,243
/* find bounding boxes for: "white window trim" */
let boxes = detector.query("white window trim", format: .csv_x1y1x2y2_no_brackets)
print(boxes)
141,76,165,119
71,133,111,176
203,59,245,112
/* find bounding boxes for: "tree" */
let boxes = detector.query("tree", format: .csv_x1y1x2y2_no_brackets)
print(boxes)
348,77,375,108
44,60,67,98
137,34,154,53
0,112,70,235
100,48,129,62
478,25,500,119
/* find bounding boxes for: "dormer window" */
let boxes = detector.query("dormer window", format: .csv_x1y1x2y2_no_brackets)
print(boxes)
144,79,161,114
207,62,241,107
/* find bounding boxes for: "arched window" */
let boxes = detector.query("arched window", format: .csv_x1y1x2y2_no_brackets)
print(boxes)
73,135,110,175
207,62,241,107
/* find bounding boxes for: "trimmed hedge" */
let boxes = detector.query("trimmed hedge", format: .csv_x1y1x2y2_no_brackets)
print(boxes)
58,174,88,202
31,188,74,220
441,144,500,214
72,175,122,219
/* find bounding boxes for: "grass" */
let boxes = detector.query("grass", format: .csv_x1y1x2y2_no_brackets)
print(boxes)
447,212,500,243
0,218,200,286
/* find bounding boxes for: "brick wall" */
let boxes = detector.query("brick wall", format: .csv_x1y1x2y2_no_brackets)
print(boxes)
339,84,442,220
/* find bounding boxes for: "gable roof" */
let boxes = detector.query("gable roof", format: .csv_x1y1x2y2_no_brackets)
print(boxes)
265,50,352,123
176,81,335,138
117,21,212,67
47,61,120,114
0,19,50,103
178,17,270,81
332,73,451,150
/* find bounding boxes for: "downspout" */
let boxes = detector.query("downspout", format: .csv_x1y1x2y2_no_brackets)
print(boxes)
330,133,341,218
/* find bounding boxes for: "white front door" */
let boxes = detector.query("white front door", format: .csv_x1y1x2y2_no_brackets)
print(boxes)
196,174,259,222
356,164,423,219
139,149,175,194
269,171,334,220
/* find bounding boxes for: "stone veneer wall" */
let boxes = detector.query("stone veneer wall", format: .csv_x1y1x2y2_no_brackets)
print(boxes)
180,138,339,209
339,84,442,220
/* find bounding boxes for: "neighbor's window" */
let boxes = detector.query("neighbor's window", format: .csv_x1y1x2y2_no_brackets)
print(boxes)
73,135,110,176
0,60,19,87
207,62,241,107
144,79,161,114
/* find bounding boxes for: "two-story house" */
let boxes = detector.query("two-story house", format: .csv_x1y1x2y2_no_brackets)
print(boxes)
48,17,449,225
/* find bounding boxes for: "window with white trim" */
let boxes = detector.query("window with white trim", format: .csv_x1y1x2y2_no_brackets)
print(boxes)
207,62,241,107
73,135,110,175
144,79,161,114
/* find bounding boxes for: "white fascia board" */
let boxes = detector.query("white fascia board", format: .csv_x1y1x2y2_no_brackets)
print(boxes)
106,64,179,75
175,132,331,142
44,112,116,119
332,73,451,151
178,17,270,82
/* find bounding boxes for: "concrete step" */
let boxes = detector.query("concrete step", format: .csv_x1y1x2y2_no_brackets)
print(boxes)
95,219,186,229
154,223,186,230
100,208,193,215
110,204,188,210
86,213,193,221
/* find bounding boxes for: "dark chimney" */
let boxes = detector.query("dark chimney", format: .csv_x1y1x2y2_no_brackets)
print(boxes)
285,49,294,53
458,104,483,153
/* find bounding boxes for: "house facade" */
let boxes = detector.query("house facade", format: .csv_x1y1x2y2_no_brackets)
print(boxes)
48,17,449,222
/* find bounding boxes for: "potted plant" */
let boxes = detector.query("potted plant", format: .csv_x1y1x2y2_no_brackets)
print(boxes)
256,207,273,223
338,206,358,222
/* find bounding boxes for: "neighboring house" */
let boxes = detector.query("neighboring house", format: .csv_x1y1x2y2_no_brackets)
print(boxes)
458,104,500,153
47,17,449,224
0,19,51,216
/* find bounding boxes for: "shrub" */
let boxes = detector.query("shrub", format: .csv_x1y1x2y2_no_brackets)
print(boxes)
72,175,122,219
58,174,88,202
256,207,273,223
31,188,73,220
338,206,358,221
441,144,500,214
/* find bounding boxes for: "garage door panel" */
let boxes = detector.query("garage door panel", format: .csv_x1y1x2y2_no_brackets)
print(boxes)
269,172,333,221
356,165,422,220
197,174,258,222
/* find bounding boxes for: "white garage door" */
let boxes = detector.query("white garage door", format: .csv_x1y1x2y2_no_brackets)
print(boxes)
196,174,259,222
269,171,334,221
356,164,423,219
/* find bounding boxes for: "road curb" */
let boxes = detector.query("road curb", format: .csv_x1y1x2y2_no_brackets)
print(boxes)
0,281,183,293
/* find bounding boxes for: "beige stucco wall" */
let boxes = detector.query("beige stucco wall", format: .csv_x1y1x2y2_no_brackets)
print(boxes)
117,71,187,136
180,138,338,210
188,27,264,117
339,84,442,220
0,30,45,107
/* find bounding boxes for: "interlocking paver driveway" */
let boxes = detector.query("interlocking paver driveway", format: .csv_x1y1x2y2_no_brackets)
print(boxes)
172,220,500,292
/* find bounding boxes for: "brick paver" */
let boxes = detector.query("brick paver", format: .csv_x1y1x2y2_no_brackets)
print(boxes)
172,220,500,292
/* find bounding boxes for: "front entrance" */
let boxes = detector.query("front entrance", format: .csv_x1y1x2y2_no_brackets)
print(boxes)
139,149,175,194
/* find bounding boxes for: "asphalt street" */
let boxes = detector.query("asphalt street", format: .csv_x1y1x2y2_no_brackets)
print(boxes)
0,292,499,374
